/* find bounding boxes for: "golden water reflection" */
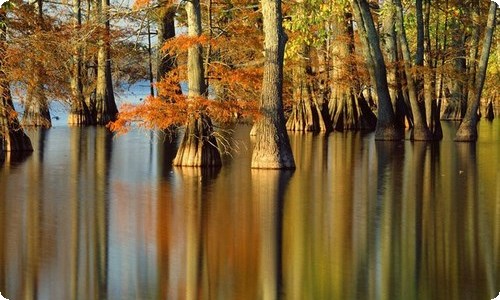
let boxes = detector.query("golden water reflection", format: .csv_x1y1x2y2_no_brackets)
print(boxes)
0,123,499,299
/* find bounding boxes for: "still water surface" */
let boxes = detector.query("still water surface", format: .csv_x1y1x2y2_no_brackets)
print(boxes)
0,121,499,300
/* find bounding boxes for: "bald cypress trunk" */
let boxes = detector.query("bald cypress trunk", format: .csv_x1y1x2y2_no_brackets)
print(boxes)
173,0,221,167
95,0,118,125
351,0,403,140
455,2,497,142
156,6,176,84
0,12,33,153
251,0,295,169
329,11,376,131
21,0,51,127
68,0,92,125
286,43,328,132
394,0,432,140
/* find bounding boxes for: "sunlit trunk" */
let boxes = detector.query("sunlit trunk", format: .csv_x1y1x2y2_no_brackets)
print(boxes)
351,0,403,140
251,0,295,169
329,11,376,131
394,0,432,140
68,0,92,125
95,0,118,125
455,2,497,141
173,0,221,167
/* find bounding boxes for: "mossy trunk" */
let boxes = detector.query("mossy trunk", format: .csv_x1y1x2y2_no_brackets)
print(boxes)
351,0,403,140
455,2,497,142
251,0,295,169
329,11,375,131
173,0,221,167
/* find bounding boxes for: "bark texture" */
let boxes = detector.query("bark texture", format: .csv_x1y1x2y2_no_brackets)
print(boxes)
455,2,497,142
394,0,432,140
251,0,295,169
95,0,118,125
351,0,403,140
173,0,221,167
286,44,328,132
0,12,33,152
68,0,92,125
329,11,376,131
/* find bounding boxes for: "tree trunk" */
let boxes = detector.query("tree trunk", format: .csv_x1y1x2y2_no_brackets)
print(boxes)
156,6,176,84
68,0,92,125
21,0,51,127
380,1,407,129
286,43,329,132
251,0,295,169
394,0,432,140
173,0,221,167
455,2,497,142
423,0,442,139
95,0,118,125
0,12,33,153
329,11,376,131
351,0,403,140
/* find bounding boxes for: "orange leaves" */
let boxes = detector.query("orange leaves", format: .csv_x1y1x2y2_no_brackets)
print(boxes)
132,0,150,10
161,35,213,56
109,94,260,135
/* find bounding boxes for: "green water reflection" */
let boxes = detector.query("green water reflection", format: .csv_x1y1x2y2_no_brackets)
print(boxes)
0,122,499,299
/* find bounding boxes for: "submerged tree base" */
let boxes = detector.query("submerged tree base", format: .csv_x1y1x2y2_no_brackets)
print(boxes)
252,118,295,169
1,130,33,152
454,120,478,142
173,115,221,167
374,122,404,141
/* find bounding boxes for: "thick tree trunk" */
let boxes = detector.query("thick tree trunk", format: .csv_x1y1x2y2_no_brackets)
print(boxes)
329,11,376,131
380,1,407,129
251,0,295,169
156,6,176,83
173,0,221,167
455,2,497,142
394,0,432,140
95,0,118,125
0,12,33,153
351,0,403,140
68,0,92,125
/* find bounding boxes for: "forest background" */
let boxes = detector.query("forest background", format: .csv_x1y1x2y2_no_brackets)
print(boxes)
0,0,498,168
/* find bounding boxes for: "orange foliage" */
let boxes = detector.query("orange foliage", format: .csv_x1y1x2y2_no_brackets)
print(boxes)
161,34,213,56
109,95,259,134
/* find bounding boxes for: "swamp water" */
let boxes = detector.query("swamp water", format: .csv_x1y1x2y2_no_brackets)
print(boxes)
0,121,499,299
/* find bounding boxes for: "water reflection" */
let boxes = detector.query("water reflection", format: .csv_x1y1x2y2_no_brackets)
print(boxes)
0,123,499,299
